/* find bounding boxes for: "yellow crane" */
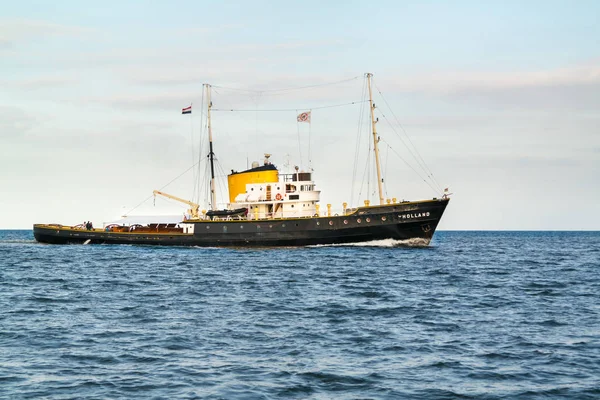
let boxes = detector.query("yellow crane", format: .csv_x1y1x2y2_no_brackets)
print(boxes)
153,190,200,219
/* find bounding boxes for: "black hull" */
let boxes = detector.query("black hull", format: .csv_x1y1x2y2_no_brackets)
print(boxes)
34,199,449,247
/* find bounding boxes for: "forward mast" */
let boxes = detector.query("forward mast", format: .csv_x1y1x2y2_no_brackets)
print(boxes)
205,83,217,211
366,73,385,206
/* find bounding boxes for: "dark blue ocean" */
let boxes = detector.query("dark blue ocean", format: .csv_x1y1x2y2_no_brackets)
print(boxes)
1,231,599,399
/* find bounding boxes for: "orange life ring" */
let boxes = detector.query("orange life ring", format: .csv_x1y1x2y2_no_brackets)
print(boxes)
275,193,283,201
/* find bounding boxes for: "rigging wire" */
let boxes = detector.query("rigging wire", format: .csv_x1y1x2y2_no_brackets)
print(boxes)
379,137,441,195
189,102,196,202
210,87,232,109
255,91,262,157
358,112,373,204
357,145,370,204
384,144,389,199
212,100,367,112
295,109,304,168
153,195,188,212
202,157,211,207
350,78,368,206
122,159,207,217
308,114,312,169
214,160,231,209
195,87,205,204
378,109,443,194
211,76,360,94
366,151,372,203
372,79,443,192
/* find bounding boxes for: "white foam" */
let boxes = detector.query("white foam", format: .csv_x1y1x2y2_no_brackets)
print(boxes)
309,237,431,248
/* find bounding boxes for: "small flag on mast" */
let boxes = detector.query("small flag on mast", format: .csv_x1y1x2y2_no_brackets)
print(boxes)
182,105,192,114
297,111,311,123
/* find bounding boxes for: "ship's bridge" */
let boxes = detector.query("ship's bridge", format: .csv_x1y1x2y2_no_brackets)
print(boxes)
227,157,321,219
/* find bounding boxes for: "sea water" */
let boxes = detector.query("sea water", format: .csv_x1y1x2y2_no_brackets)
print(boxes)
1,230,599,399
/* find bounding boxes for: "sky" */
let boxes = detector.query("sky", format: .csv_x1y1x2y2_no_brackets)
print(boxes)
1,0,599,230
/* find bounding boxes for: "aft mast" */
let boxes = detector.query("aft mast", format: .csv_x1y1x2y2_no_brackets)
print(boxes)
366,73,384,205
205,83,217,211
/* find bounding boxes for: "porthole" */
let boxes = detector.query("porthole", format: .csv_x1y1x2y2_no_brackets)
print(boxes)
240,225,244,229
269,224,273,228
206,225,210,229
357,218,361,223
329,221,333,226
282,224,286,227
366,218,371,223
316,221,320,226
223,226,227,232
343,220,348,224
256,225,261,229
382,216,387,221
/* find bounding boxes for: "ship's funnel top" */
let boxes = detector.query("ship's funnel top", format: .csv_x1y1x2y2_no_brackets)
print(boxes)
227,162,279,203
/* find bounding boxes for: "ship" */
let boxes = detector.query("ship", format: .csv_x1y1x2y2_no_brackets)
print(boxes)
33,74,450,247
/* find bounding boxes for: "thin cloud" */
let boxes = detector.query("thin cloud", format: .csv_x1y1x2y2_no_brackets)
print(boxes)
229,38,346,52
85,92,202,111
171,23,245,36
1,76,78,90
375,62,600,112
381,61,600,93
435,154,583,172
448,81,600,111
0,18,95,43
0,106,36,137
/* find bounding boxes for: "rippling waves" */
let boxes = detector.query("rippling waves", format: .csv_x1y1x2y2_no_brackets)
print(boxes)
1,231,599,399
